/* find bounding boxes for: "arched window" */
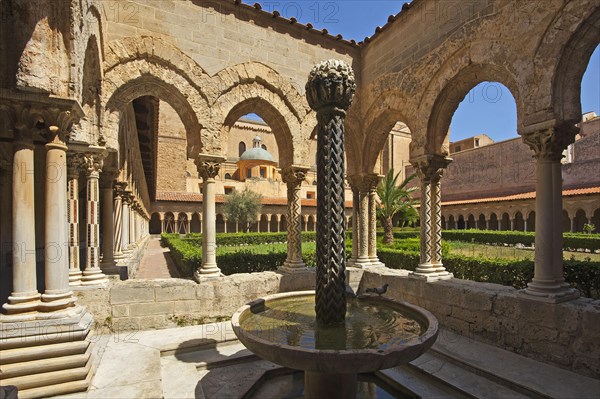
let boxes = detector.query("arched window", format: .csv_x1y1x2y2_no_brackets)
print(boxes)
261,144,267,151
239,141,246,157
224,173,232,180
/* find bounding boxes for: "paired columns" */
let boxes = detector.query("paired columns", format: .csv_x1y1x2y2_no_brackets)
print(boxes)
519,121,579,303
280,166,308,272
411,155,453,281
347,174,382,268
194,156,225,279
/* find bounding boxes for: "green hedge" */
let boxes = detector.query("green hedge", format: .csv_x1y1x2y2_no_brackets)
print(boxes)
379,247,600,298
182,231,325,247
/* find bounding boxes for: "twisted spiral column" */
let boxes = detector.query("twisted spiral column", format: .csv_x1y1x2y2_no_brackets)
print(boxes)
367,174,384,267
281,167,308,272
113,182,127,260
306,59,356,326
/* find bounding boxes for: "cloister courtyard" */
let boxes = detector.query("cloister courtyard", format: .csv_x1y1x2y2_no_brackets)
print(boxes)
0,0,599,398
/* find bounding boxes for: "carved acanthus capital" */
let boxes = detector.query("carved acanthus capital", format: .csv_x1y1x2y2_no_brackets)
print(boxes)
306,59,356,114
114,181,128,199
281,166,308,188
520,122,578,161
411,155,452,183
40,108,79,145
122,189,133,205
347,174,380,193
365,174,382,192
196,161,221,180
66,152,85,176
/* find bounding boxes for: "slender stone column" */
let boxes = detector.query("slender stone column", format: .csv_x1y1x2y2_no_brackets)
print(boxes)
347,176,371,268
3,121,40,315
276,215,280,232
347,186,359,267
280,166,308,272
113,182,126,259
66,152,83,286
367,174,384,267
81,151,108,285
128,200,135,248
519,122,579,302
510,218,515,231
524,219,528,232
194,158,224,279
223,217,228,233
430,166,452,279
485,219,490,230
267,214,272,232
121,190,131,254
160,215,165,233
39,121,75,312
100,173,117,273
411,155,452,281
570,218,576,233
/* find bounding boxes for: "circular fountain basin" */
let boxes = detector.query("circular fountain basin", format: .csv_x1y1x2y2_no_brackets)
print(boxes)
231,290,438,375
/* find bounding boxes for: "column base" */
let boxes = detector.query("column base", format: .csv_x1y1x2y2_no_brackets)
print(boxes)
81,268,109,286
38,291,76,312
352,257,373,269
368,257,385,268
69,270,82,286
194,265,222,281
279,259,307,273
2,292,41,315
518,280,580,303
410,262,452,282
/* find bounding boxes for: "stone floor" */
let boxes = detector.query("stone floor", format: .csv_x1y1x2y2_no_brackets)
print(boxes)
52,322,600,399
135,238,180,279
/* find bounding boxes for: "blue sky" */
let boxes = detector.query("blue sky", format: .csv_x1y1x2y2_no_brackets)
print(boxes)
250,1,600,143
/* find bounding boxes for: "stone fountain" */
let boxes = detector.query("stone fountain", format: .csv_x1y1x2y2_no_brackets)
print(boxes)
231,60,439,398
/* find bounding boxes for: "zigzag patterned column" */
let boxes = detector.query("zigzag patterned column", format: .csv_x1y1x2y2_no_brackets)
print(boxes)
307,59,356,326
280,167,308,273
81,151,108,286
113,182,126,259
67,152,83,286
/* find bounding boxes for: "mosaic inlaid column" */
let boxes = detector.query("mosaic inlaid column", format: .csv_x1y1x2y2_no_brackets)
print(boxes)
113,182,126,259
81,151,108,285
519,123,579,303
66,152,83,286
121,190,131,254
281,166,308,272
128,199,135,249
39,114,76,312
3,111,40,315
194,158,224,280
429,157,452,279
367,174,384,267
348,175,371,268
100,173,117,272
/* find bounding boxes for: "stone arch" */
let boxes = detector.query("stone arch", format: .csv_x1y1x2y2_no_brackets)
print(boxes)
307,215,315,232
361,91,416,174
489,213,499,231
259,214,269,233
74,34,103,145
216,214,226,234
214,83,304,169
466,214,476,229
421,55,524,155
477,214,486,230
102,37,211,155
526,211,536,233
562,210,571,233
149,212,161,234
590,208,600,233
457,215,466,230
164,212,175,233
573,209,588,232
535,6,600,126
448,215,456,230
177,212,188,234
190,212,201,233
514,211,525,232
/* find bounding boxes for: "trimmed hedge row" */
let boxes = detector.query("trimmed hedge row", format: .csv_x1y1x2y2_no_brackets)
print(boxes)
390,230,600,251
182,231,324,247
379,247,600,298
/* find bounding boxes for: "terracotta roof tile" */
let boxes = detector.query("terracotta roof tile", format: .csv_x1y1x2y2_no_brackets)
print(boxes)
441,186,600,206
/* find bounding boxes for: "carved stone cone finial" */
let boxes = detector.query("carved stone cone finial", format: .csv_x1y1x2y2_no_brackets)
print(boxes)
306,59,356,112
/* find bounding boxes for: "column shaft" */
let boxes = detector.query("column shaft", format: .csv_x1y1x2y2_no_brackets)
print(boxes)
3,140,40,314
367,176,382,267
66,154,82,286
281,167,307,272
100,183,116,271
40,134,74,311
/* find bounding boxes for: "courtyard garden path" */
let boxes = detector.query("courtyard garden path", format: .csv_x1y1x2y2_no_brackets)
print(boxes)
136,237,180,279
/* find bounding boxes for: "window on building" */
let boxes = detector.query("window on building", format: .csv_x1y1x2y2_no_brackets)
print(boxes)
224,186,234,195
239,141,246,157
261,144,267,151
307,191,315,199
260,167,266,178
247,169,252,178
224,173,232,180
475,139,480,147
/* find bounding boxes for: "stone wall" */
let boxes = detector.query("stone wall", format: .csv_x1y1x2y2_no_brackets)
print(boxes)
359,269,600,379
78,271,315,331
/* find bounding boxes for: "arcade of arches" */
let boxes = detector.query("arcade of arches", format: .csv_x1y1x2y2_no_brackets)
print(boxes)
0,0,599,394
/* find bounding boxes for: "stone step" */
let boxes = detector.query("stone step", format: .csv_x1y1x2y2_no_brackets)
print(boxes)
378,365,474,399
165,341,257,371
1,356,92,392
408,351,531,399
431,329,600,399
0,328,89,350
1,344,92,379
15,371,92,399
0,340,89,364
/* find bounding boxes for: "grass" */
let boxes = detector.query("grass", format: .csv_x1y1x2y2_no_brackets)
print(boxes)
449,241,600,261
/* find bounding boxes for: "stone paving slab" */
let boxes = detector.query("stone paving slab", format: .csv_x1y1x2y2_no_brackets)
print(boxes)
135,238,180,279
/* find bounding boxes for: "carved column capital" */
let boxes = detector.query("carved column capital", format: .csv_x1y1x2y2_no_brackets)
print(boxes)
281,166,308,188
520,121,578,161
411,154,452,183
306,59,356,115
114,181,128,198
347,174,380,193
67,152,85,176
82,152,105,177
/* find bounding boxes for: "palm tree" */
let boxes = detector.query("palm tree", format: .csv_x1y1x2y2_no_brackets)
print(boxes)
376,169,418,245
